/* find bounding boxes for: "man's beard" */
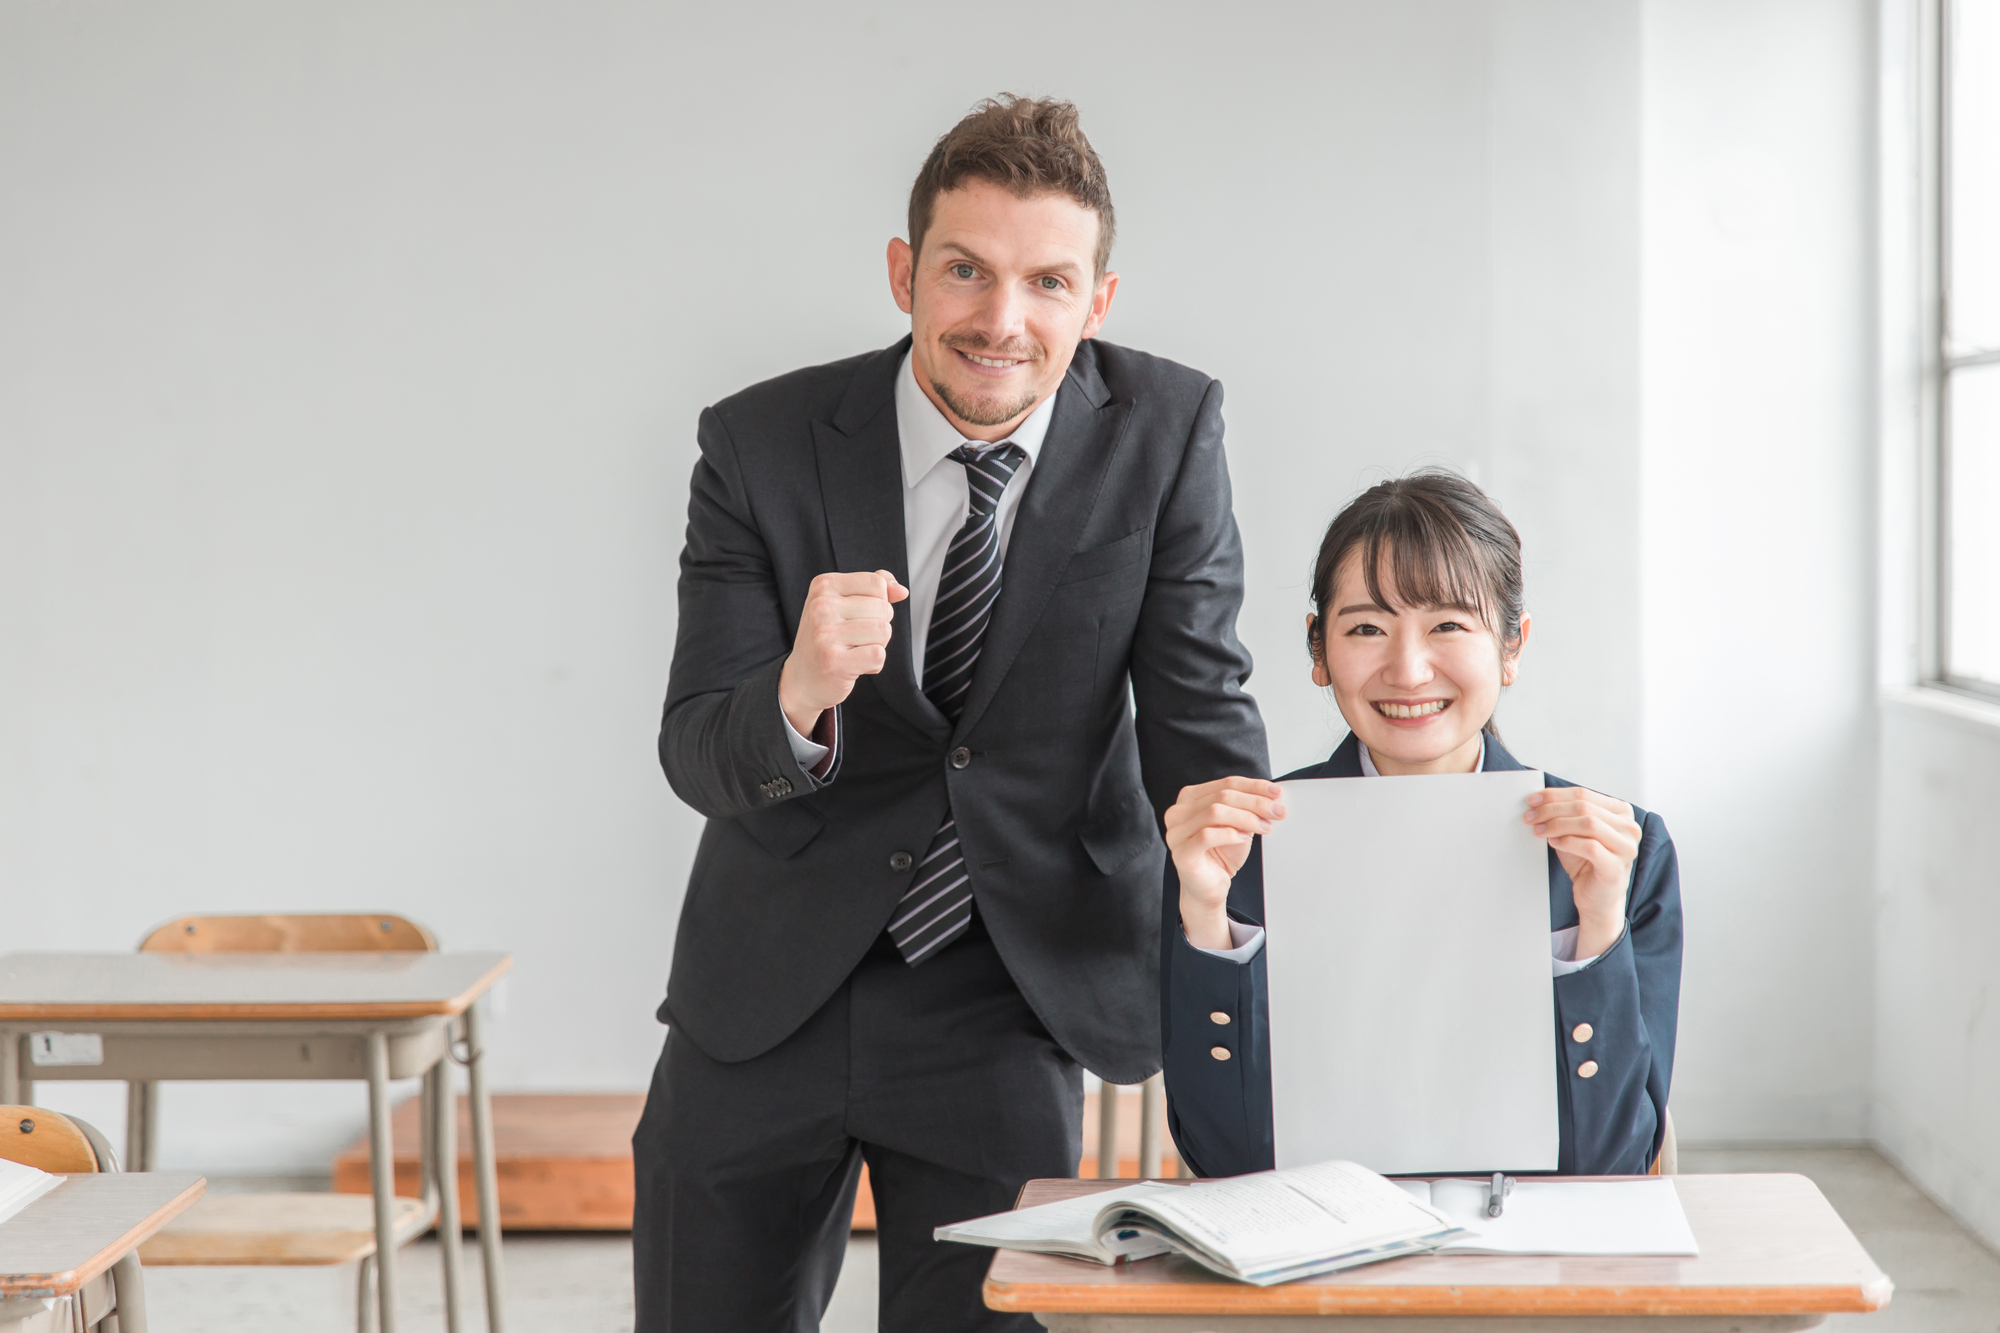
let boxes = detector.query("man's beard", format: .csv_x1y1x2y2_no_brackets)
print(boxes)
933,335,1044,427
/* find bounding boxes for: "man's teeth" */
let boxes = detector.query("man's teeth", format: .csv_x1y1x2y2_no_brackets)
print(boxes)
964,353,1020,368
1377,701,1448,719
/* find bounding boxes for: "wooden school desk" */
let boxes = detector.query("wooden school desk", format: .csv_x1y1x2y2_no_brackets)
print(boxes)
983,1175,1893,1332
0,951,511,1333
1,1170,205,1331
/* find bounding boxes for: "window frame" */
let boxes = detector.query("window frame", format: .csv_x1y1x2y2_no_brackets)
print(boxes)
1936,0,2000,699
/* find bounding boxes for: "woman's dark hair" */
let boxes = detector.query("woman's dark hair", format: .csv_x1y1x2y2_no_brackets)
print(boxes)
1306,468,1525,740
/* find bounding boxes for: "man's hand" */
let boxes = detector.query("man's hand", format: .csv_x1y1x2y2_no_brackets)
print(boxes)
778,570,909,738
1164,777,1286,951
1525,787,1641,960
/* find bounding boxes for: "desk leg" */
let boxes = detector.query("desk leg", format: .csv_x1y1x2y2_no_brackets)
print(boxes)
0,1033,18,1103
431,1059,466,1333
125,1082,159,1173
463,1003,506,1333
366,1031,400,1333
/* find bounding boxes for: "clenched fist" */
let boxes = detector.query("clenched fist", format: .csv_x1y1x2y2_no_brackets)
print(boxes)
778,570,909,737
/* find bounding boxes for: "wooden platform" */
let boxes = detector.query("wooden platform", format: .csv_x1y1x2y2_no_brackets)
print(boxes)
333,1090,1181,1232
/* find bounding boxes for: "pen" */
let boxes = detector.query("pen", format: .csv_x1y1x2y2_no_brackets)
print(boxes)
1486,1173,1513,1217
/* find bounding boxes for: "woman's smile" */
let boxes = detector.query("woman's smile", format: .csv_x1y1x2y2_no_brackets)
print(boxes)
1371,698,1452,722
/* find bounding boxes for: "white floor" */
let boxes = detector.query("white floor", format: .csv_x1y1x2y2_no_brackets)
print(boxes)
141,1146,1997,1331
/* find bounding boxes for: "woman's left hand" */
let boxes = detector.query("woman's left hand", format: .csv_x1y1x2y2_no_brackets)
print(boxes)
1525,787,1641,959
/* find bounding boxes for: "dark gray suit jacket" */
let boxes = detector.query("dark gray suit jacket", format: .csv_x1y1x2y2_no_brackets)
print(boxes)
657,336,1269,1081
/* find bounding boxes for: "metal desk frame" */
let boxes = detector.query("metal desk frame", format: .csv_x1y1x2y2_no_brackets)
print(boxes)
0,1004,506,1333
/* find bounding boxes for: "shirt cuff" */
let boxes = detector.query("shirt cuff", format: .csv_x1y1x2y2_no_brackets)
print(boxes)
1550,925,1607,976
781,709,837,780
1190,919,1265,963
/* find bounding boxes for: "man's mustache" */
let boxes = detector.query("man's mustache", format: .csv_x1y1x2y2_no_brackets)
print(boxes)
940,333,1044,362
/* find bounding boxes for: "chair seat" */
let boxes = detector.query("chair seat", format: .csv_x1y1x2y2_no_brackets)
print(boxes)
138,1192,433,1266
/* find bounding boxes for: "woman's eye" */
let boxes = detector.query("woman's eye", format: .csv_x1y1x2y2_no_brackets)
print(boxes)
952,264,976,280
1434,621,1467,633
1346,623,1384,636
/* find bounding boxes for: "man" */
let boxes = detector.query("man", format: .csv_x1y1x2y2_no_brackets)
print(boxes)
636,95,1268,1332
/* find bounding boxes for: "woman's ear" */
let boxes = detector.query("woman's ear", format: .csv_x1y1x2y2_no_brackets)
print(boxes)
1500,612,1532,687
1307,612,1331,687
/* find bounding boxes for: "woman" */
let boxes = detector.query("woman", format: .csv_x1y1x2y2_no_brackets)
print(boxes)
1162,469,1681,1178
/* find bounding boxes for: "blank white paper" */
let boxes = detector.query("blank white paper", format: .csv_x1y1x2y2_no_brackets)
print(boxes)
1263,770,1558,1174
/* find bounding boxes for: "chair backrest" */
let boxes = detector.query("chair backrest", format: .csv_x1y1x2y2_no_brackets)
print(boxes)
138,913,437,954
0,1106,101,1173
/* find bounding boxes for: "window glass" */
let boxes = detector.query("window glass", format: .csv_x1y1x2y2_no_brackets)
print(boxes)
1949,0,2000,352
1947,363,2000,683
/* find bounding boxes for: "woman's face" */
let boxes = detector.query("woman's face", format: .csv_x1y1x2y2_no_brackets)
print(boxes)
1310,549,1528,775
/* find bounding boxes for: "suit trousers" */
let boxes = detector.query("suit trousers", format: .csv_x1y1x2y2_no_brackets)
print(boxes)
631,913,1085,1332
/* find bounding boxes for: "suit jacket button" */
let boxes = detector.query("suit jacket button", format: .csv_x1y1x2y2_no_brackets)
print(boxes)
1577,1060,1599,1078
889,851,914,872
950,746,972,769
1210,1046,1231,1061
1210,1012,1231,1025
1572,1023,1594,1043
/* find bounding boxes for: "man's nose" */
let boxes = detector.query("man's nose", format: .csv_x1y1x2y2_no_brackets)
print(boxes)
971,281,1030,342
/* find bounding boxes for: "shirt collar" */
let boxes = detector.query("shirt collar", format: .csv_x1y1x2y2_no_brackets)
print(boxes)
1358,732,1489,776
895,350,1058,491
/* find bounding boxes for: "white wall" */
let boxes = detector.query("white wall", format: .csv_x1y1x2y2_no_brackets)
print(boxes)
0,0,1893,1174
1867,0,2000,1255
1637,0,1880,1142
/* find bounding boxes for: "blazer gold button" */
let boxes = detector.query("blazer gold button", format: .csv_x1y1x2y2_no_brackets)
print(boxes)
1210,1046,1232,1061
950,746,972,769
889,851,914,872
1210,1011,1231,1025
1572,1023,1594,1043
1577,1060,1599,1078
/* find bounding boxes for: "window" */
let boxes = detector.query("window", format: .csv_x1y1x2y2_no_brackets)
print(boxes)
1941,0,2000,691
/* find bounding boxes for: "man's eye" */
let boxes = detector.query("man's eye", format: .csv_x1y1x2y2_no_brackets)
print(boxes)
1040,276,1062,290
952,264,976,280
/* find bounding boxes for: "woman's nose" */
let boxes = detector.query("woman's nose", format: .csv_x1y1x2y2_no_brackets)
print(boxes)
1382,639,1434,689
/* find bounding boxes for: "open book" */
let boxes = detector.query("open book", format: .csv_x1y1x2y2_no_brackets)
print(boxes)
937,1160,1469,1286
0,1157,63,1229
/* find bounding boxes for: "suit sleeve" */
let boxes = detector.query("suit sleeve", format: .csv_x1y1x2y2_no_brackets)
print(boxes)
1164,838,1274,1178
1128,378,1270,816
1551,810,1682,1173
658,406,841,820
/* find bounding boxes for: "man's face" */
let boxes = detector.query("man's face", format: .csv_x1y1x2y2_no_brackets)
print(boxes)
888,180,1118,441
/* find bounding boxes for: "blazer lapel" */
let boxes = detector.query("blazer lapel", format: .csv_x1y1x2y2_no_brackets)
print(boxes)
812,339,949,741
953,343,1131,741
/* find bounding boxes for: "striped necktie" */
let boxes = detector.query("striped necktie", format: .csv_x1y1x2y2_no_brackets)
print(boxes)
888,440,1027,965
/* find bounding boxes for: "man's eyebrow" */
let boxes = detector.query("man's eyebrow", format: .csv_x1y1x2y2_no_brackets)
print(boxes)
933,241,991,267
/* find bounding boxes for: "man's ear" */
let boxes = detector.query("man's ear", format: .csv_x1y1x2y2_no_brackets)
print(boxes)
887,237,915,316
1500,612,1531,687
1080,270,1119,340
1307,612,1331,687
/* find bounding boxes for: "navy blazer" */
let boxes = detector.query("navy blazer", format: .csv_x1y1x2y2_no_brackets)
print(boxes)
1161,733,1682,1178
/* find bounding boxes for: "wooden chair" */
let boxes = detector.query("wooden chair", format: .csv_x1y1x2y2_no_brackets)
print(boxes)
128,914,444,1333
1652,1107,1679,1176
1,1107,148,1332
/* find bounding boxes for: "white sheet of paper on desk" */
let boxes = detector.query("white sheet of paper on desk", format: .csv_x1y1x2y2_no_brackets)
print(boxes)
1263,769,1557,1174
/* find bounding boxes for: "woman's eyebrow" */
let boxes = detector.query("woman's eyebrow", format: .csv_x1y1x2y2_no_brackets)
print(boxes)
1336,603,1392,616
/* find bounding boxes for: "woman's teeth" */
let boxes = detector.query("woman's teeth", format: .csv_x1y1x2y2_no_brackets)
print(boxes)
1376,700,1448,719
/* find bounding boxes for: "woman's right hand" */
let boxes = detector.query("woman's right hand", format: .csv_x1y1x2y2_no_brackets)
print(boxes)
1164,777,1286,950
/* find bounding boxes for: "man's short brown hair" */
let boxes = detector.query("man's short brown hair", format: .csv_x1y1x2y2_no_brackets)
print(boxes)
907,94,1116,280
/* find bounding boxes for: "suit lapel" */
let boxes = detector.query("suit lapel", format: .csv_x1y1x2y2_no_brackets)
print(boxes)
812,339,949,741
953,343,1130,741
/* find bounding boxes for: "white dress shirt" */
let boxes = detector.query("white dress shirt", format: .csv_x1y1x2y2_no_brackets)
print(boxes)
784,352,1060,770
1194,734,1610,975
